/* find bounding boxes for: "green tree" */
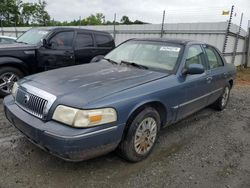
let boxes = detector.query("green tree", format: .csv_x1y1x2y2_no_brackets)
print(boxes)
133,20,145,24
21,2,38,25
120,15,132,24
0,0,22,26
35,0,50,26
83,13,105,25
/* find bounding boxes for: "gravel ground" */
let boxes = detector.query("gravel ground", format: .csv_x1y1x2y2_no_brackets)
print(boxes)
0,84,250,188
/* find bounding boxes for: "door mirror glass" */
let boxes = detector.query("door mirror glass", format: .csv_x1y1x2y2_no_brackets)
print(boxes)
182,64,205,75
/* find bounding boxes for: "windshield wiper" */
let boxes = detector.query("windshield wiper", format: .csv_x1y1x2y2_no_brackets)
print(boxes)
16,41,28,45
120,60,148,70
103,58,118,65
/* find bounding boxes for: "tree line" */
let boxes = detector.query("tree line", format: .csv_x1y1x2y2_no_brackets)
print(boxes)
0,0,146,27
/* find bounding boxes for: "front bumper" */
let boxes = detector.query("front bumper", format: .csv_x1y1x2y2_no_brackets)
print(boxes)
4,95,124,161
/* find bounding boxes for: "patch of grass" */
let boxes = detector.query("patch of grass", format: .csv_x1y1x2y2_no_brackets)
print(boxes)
236,67,250,85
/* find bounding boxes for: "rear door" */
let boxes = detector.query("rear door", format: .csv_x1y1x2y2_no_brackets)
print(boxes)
203,45,226,104
74,32,95,64
37,30,75,70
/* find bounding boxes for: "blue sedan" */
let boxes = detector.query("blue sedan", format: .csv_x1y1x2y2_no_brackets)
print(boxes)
4,38,236,162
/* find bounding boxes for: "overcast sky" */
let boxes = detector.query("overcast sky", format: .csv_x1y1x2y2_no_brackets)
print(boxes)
25,0,250,30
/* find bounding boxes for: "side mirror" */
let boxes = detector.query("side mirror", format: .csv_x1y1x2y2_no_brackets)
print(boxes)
182,64,205,75
90,55,104,63
42,39,48,47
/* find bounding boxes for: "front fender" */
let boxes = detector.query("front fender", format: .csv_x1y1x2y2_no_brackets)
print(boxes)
0,57,28,74
127,99,165,120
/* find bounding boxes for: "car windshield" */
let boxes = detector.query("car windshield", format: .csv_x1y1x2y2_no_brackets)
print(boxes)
16,29,49,45
105,40,183,71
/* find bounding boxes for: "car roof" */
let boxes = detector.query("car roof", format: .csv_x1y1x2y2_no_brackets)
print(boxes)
130,38,205,45
31,27,111,35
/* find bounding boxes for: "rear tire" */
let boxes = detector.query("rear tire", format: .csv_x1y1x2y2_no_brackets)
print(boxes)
212,85,231,111
0,67,23,97
118,107,161,162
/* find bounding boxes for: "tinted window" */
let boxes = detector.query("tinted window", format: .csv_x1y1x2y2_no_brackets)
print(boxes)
95,34,112,47
205,46,224,69
75,33,93,49
186,45,205,67
50,31,74,49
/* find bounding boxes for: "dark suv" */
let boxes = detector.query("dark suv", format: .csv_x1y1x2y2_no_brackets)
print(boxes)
0,27,115,96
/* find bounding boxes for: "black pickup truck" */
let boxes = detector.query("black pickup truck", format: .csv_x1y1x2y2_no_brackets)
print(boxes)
0,27,115,96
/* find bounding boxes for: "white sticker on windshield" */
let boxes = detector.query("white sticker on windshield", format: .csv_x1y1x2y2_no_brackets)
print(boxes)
160,46,180,52
38,31,48,35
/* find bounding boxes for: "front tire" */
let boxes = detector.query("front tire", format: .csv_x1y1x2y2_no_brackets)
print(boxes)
212,85,231,111
0,67,23,97
118,107,161,162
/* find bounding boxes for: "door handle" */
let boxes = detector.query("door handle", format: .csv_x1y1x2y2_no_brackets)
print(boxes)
64,51,73,55
64,51,74,59
223,73,228,78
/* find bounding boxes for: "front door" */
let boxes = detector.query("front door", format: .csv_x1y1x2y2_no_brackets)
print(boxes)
37,31,75,71
177,45,212,120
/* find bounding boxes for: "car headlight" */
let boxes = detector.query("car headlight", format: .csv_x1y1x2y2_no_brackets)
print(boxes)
52,105,117,128
11,82,19,98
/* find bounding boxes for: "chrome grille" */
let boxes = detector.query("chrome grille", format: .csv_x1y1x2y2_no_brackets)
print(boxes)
15,88,48,119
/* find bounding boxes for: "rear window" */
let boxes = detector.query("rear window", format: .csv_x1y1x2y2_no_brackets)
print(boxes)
95,34,113,47
205,46,224,69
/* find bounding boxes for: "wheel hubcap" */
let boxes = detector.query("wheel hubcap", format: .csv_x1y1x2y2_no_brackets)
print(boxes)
221,87,229,106
0,72,19,94
134,117,157,155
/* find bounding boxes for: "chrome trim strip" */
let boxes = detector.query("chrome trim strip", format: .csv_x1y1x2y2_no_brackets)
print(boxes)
44,126,118,139
173,88,223,109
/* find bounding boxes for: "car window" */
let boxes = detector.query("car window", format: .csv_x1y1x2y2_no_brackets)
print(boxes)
205,46,224,69
105,41,182,71
50,31,74,49
186,45,205,67
95,34,112,47
75,33,93,49
0,38,13,44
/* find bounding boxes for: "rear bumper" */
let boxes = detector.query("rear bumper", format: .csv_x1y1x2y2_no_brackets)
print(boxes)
4,95,124,161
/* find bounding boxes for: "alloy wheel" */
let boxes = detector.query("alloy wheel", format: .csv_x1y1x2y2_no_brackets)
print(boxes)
134,117,157,155
221,87,230,107
0,72,19,94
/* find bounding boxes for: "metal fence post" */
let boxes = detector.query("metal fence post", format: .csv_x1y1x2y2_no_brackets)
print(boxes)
79,16,81,28
232,13,243,65
113,13,117,43
245,25,250,68
222,5,234,54
0,18,3,35
160,10,165,38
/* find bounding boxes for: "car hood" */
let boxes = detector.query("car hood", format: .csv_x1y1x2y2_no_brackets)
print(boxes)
21,61,168,106
0,42,37,51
